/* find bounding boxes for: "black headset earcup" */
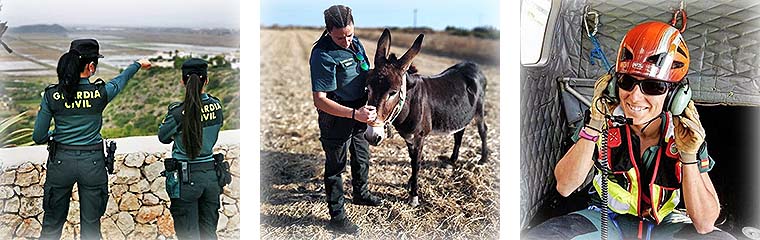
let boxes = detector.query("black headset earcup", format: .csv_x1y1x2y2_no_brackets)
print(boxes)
668,83,692,115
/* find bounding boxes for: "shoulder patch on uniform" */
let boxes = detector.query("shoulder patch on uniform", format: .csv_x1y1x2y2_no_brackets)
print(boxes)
168,102,182,110
93,78,106,86
44,84,58,91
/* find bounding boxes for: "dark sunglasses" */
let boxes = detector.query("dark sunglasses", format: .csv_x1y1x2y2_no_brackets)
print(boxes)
616,74,673,95
355,54,369,71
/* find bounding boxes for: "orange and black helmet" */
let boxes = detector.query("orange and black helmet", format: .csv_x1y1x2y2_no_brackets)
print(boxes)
615,21,689,83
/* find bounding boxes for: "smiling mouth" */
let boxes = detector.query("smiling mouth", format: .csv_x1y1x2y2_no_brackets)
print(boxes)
627,103,649,113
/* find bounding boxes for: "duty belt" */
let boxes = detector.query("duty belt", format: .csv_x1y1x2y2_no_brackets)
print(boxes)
183,161,216,172
55,142,103,151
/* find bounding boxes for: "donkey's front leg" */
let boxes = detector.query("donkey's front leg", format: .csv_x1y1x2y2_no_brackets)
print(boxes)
405,136,425,207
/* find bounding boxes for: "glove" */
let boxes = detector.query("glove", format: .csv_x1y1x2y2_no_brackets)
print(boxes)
674,101,706,162
588,74,617,131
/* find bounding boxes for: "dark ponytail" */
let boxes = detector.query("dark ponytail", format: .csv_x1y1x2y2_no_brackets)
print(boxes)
56,51,98,103
315,5,354,43
181,74,204,159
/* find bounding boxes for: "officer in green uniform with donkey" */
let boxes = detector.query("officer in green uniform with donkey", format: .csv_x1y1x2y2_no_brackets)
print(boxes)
310,4,383,234
158,58,231,240
32,39,151,239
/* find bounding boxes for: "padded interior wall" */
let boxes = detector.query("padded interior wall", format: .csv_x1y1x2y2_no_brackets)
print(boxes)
520,0,585,228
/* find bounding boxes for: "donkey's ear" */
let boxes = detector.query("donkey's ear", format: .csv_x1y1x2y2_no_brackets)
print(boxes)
375,28,391,66
399,34,424,70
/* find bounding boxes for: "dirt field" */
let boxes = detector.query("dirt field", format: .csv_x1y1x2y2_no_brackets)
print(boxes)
260,29,500,239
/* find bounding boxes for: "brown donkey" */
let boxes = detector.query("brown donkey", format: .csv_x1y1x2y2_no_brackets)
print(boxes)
364,29,488,206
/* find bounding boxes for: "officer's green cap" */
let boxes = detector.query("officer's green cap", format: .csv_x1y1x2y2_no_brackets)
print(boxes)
181,58,208,78
70,39,104,58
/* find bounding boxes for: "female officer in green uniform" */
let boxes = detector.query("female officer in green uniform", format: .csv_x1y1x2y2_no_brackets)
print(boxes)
310,5,382,234
32,39,151,240
158,58,224,240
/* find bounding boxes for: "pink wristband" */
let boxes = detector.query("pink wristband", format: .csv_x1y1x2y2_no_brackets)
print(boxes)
579,128,599,142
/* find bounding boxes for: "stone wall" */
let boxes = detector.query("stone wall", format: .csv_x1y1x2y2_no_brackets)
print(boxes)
0,131,240,239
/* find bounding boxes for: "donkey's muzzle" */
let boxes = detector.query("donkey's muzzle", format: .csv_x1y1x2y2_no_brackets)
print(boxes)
364,124,385,146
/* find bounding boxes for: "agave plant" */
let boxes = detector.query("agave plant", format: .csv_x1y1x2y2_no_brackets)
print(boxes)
0,111,34,148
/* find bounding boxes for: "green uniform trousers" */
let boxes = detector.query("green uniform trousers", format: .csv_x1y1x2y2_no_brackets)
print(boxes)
318,110,372,220
41,148,108,240
170,169,222,240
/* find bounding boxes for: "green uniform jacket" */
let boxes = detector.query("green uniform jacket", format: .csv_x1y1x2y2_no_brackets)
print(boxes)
32,62,142,145
158,93,223,162
310,35,370,102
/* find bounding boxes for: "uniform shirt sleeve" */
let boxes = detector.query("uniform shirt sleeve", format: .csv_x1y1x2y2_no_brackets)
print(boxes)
105,61,141,102
310,49,337,92
32,92,53,144
158,110,178,144
696,142,714,173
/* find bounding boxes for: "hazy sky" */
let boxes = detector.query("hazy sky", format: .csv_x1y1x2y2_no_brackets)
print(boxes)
260,0,500,30
0,0,239,29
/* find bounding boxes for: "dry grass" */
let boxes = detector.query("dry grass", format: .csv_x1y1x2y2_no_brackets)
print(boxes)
260,29,500,239
355,28,499,66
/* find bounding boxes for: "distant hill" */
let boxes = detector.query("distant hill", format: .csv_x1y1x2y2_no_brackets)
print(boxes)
10,24,68,34
101,65,240,138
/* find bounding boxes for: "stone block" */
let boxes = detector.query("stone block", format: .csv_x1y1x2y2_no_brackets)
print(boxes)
142,193,160,206
129,223,158,239
157,213,175,237
217,213,228,232
0,185,15,199
150,177,170,201
116,212,135,235
115,167,141,185
129,179,150,193
19,197,43,218
105,195,119,217
222,203,237,217
17,162,35,173
143,161,164,182
112,184,128,200
145,154,159,165
0,171,16,185
124,153,146,168
118,192,140,211
15,169,40,187
20,185,44,197
4,196,19,213
135,205,164,224
0,214,23,239
227,214,239,230
15,217,42,238
66,201,80,224
100,217,126,240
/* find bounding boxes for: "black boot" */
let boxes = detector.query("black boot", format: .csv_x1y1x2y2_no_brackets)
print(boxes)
327,216,360,234
352,193,382,206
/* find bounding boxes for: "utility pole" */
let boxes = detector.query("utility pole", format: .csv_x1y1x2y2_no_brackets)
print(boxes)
413,9,417,28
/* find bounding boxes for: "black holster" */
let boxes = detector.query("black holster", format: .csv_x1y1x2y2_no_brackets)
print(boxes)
105,141,117,174
46,139,57,163
213,153,232,187
164,158,178,172
162,158,189,183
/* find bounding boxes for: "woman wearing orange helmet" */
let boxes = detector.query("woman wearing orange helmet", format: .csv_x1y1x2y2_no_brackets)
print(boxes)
525,21,735,239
